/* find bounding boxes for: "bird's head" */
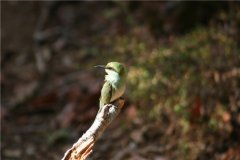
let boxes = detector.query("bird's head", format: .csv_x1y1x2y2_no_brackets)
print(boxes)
95,62,126,77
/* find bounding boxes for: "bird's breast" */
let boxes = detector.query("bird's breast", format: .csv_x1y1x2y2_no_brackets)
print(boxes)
105,73,125,102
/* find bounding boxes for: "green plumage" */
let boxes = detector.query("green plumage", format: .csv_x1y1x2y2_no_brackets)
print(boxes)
99,81,112,107
96,62,126,112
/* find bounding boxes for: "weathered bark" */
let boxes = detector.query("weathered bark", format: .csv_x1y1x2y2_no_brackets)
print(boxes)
61,99,125,160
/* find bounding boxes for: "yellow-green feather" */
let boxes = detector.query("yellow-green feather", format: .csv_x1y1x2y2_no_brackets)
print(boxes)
99,81,112,107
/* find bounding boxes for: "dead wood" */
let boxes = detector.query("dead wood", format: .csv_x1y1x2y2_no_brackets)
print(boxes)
61,99,125,160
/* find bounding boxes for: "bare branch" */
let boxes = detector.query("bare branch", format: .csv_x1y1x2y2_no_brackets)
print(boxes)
61,99,125,160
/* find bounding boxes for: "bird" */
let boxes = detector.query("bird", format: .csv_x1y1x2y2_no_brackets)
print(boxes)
95,62,126,111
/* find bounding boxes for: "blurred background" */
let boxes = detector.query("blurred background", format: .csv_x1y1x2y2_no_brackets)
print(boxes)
1,1,240,160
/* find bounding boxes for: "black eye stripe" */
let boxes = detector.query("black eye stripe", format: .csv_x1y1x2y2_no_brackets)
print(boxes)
106,67,115,71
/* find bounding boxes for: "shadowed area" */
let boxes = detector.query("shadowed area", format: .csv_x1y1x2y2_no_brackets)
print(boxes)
1,1,240,160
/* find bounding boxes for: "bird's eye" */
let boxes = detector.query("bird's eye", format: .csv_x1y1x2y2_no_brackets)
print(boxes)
106,67,113,70
106,67,117,72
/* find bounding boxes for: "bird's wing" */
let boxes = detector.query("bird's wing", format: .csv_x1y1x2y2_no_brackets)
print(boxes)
100,81,112,107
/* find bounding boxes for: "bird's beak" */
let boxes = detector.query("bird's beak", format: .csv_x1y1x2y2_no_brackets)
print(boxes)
94,65,106,69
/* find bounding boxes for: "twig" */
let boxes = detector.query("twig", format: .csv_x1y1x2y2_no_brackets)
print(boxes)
61,99,125,160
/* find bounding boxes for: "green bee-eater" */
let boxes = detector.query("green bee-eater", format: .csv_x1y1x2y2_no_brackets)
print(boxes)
95,62,126,111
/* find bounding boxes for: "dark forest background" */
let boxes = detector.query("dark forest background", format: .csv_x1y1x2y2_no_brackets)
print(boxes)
1,1,240,160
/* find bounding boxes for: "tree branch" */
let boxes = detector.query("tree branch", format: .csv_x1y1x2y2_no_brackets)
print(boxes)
61,98,125,160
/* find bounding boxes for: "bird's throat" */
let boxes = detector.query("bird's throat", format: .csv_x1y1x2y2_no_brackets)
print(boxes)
105,70,120,85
